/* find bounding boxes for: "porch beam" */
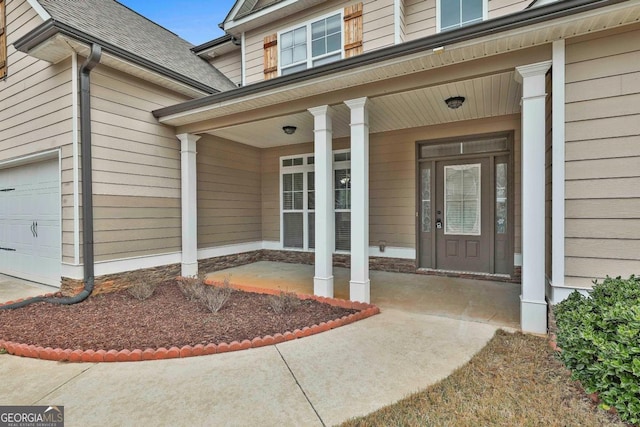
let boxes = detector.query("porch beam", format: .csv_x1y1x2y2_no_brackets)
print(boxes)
345,97,370,303
515,61,551,334
308,105,335,298
176,133,201,277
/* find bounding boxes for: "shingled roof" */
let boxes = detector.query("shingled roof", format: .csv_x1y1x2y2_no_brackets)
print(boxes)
37,0,236,93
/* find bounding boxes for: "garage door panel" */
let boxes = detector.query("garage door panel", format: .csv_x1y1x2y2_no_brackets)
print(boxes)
0,158,61,287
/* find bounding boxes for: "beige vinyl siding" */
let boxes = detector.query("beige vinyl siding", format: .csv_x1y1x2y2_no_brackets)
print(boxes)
208,49,242,87
244,0,393,84
362,0,395,52
0,0,65,162
261,115,521,254
0,1,74,262
197,135,262,247
88,64,189,262
404,0,435,42
488,0,529,20
564,25,640,287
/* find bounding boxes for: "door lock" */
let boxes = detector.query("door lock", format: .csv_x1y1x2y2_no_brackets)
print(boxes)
436,219,443,229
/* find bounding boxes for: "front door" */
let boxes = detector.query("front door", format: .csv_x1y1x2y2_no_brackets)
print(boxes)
417,134,513,275
435,158,491,272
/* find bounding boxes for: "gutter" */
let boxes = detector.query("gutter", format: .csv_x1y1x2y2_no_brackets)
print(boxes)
153,0,628,119
191,34,236,54
13,20,219,95
1,45,103,310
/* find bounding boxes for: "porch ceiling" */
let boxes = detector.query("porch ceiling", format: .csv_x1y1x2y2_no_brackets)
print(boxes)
207,71,522,148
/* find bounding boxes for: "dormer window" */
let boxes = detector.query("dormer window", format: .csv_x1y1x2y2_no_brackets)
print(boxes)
438,0,486,32
279,13,342,76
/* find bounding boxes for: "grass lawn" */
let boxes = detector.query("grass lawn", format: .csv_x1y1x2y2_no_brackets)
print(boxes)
341,330,627,427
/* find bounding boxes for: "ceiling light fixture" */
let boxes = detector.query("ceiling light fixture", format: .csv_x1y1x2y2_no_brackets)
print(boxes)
282,126,297,135
445,96,465,109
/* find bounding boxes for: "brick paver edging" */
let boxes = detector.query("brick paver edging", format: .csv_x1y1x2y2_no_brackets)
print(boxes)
0,284,380,363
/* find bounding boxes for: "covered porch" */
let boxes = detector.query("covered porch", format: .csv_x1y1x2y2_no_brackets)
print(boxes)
152,9,590,334
206,261,520,329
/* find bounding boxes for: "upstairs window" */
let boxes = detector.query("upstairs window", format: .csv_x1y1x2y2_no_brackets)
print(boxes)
439,0,485,32
0,0,6,79
279,13,342,76
264,3,363,80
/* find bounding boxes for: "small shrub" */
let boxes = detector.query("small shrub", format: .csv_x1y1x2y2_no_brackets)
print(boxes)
177,275,205,301
554,275,640,424
127,282,157,301
200,277,233,313
269,290,301,315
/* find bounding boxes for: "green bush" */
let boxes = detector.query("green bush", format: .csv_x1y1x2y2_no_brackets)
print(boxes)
554,275,640,424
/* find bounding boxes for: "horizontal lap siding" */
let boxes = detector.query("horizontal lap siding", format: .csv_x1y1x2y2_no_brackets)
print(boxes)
564,26,640,287
197,135,262,248
208,50,242,87
488,0,529,19
363,0,395,52
0,1,74,262
89,65,189,262
405,0,435,41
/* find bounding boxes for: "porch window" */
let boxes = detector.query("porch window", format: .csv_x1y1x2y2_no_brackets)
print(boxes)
280,12,342,75
438,0,485,32
280,151,350,251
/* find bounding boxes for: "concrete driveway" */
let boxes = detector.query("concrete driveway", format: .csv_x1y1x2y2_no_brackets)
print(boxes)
0,273,502,426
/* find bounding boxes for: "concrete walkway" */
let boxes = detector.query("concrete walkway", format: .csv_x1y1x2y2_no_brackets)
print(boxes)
0,270,512,426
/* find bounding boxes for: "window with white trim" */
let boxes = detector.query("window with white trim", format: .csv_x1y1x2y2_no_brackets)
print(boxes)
279,12,342,76
438,0,485,32
280,151,350,251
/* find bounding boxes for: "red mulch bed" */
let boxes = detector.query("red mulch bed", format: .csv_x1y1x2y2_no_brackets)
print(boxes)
0,281,359,352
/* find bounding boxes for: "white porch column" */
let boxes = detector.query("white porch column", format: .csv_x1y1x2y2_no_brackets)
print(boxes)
308,105,335,298
551,40,566,302
515,61,551,334
345,97,370,303
176,133,201,277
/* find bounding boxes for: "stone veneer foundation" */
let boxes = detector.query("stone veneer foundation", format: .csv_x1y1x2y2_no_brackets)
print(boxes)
60,250,520,296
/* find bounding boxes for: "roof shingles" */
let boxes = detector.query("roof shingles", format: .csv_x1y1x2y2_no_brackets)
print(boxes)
38,0,236,93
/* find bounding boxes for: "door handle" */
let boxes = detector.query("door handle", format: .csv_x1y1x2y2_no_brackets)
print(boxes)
30,221,38,238
34,221,38,238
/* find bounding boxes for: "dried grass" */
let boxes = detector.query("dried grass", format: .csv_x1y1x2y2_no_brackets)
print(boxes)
341,330,627,427
177,275,203,302
268,290,301,315
199,277,233,313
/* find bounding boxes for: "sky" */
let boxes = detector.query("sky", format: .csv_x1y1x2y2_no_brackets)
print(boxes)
118,0,237,46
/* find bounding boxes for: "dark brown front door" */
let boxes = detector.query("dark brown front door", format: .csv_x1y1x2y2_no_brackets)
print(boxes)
434,158,491,273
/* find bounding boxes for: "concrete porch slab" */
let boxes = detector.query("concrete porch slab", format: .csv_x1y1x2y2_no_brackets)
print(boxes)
206,261,520,329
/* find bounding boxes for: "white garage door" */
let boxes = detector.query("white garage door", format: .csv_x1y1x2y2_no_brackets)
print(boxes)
0,158,61,287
